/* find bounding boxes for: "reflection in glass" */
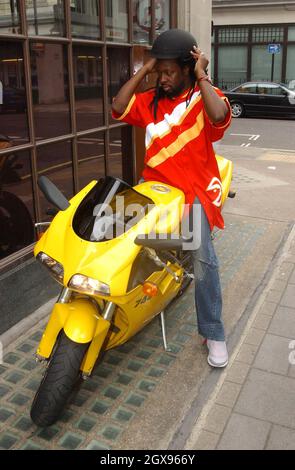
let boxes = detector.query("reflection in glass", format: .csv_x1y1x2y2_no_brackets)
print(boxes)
289,26,295,41
73,46,104,132
107,48,130,124
0,41,29,146
218,46,247,90
0,0,20,34
37,140,73,220
109,127,133,184
133,0,151,44
0,145,35,259
30,42,70,140
26,0,65,37
105,0,128,43
71,0,100,39
286,45,295,86
155,0,170,37
77,132,105,190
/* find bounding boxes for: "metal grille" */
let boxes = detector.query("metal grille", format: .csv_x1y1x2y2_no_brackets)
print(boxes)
252,26,284,43
218,27,249,44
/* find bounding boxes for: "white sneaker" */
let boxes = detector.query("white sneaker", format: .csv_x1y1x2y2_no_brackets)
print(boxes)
206,339,228,368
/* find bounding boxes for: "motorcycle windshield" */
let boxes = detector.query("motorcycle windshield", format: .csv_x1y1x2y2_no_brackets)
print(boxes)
73,176,154,242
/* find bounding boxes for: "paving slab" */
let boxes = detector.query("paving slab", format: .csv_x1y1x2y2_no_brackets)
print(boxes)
266,425,295,450
217,413,271,450
254,334,292,375
235,368,295,429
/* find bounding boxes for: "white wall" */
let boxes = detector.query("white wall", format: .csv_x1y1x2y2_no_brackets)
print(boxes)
178,0,213,66
213,5,295,25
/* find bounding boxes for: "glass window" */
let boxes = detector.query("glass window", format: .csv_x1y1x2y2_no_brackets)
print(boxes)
109,127,133,184
257,84,285,96
218,46,247,90
288,26,295,41
211,46,214,80
107,47,130,124
0,0,21,34
73,46,104,132
0,147,35,260
251,45,283,82
236,84,257,94
26,0,65,37
133,0,151,44
30,42,70,140
105,0,128,43
0,40,29,146
71,0,100,40
77,132,105,190
155,0,170,37
37,140,73,220
286,45,295,87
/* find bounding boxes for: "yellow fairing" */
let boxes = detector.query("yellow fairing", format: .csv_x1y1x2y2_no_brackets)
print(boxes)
216,154,233,205
37,299,101,350
34,180,185,297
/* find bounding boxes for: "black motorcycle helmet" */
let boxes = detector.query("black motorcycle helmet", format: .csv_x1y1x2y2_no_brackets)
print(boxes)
151,29,198,63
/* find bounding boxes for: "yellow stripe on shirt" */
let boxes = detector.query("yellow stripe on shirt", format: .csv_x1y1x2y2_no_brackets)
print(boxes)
116,94,136,121
147,110,205,168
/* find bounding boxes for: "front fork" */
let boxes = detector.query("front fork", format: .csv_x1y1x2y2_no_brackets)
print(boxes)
57,287,72,304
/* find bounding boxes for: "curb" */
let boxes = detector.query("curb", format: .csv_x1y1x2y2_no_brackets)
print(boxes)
0,298,55,352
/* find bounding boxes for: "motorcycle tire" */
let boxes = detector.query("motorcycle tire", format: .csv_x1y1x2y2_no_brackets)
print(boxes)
30,332,89,427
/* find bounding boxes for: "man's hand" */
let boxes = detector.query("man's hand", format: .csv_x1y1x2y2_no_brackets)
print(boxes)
190,46,228,124
190,46,209,80
144,58,157,74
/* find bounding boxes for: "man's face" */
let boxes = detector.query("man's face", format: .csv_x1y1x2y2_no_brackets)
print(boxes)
155,59,188,97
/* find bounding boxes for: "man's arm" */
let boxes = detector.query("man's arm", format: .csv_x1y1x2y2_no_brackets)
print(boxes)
112,58,157,116
190,46,228,124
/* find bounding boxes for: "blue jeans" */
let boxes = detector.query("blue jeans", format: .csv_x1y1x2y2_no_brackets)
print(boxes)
189,197,225,341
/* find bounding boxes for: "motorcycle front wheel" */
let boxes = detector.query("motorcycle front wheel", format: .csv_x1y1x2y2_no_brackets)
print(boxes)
30,332,89,427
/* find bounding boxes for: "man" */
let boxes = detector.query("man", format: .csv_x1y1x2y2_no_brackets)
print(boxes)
112,29,232,367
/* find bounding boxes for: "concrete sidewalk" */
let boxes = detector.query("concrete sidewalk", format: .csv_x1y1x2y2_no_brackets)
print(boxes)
185,224,295,450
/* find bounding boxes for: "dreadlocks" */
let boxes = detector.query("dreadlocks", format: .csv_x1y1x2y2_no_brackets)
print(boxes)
151,57,196,120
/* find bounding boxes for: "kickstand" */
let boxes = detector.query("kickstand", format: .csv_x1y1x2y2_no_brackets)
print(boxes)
160,311,172,352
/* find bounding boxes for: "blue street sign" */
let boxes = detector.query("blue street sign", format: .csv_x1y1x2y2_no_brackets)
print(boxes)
268,44,281,54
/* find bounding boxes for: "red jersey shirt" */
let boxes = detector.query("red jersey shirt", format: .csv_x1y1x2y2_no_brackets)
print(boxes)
112,85,231,230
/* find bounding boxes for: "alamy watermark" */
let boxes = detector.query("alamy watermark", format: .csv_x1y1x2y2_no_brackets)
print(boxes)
288,340,295,365
89,196,202,251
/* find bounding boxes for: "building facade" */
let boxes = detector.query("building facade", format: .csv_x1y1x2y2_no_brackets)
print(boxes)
212,0,295,89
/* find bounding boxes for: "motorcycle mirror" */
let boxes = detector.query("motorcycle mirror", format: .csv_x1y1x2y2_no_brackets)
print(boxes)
38,176,70,211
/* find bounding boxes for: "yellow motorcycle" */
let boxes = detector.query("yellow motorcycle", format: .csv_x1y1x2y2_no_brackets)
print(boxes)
30,155,234,427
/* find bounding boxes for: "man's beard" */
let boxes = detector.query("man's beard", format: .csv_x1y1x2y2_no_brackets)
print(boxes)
160,80,187,98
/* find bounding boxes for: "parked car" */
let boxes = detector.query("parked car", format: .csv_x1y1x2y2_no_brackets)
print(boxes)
223,81,295,118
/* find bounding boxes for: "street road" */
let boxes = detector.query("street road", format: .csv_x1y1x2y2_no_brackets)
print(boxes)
221,117,295,151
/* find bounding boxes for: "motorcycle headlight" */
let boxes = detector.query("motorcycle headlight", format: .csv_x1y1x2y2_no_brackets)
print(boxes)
37,252,64,284
68,274,110,296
